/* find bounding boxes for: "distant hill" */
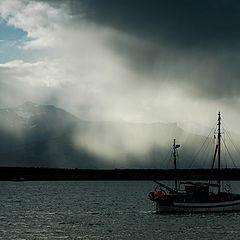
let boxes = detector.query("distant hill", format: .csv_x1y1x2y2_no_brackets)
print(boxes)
0,102,96,168
0,102,239,169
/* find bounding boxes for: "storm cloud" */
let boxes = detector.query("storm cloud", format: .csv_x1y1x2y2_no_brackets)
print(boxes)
77,0,240,47
0,0,240,167
1,0,240,128
70,0,240,99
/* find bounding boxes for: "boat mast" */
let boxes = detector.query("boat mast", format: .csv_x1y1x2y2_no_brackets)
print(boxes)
173,139,178,191
217,112,221,194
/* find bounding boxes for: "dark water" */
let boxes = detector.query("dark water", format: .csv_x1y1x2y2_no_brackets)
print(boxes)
1,181,240,239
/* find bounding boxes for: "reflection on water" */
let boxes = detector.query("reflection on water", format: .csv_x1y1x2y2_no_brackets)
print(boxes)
0,181,240,239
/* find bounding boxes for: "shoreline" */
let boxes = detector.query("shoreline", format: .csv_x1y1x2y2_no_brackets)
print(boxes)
0,167,240,181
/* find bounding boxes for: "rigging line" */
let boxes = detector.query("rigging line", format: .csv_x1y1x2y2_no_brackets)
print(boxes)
222,133,228,168
189,127,216,168
224,131,240,167
211,136,217,169
163,147,173,169
188,124,217,168
223,147,228,168
223,123,240,156
162,147,173,168
201,136,214,168
176,150,180,169
221,121,239,168
222,137,238,168
222,121,238,149
209,136,217,185
168,151,173,169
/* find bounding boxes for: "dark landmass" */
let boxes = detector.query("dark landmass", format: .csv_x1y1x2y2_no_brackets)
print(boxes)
1,167,240,181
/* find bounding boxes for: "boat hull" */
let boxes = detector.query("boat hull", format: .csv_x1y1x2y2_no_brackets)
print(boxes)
156,199,240,213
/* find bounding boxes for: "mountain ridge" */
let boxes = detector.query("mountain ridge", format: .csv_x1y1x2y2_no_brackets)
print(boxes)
0,102,239,169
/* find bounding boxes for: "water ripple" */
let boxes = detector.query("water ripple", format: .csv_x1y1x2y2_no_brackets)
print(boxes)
0,181,240,239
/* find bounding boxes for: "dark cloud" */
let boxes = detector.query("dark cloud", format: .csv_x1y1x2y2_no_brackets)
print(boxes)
5,0,240,102
39,0,240,99
66,0,240,100
74,0,240,49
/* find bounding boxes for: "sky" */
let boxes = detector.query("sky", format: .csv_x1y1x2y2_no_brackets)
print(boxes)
1,0,240,132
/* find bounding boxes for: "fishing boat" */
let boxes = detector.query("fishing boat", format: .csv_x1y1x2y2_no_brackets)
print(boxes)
148,112,240,213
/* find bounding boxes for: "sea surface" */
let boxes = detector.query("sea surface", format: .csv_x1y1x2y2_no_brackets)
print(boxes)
0,181,240,240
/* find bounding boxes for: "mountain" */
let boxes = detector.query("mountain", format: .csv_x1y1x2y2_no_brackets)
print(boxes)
0,102,96,168
0,102,238,169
